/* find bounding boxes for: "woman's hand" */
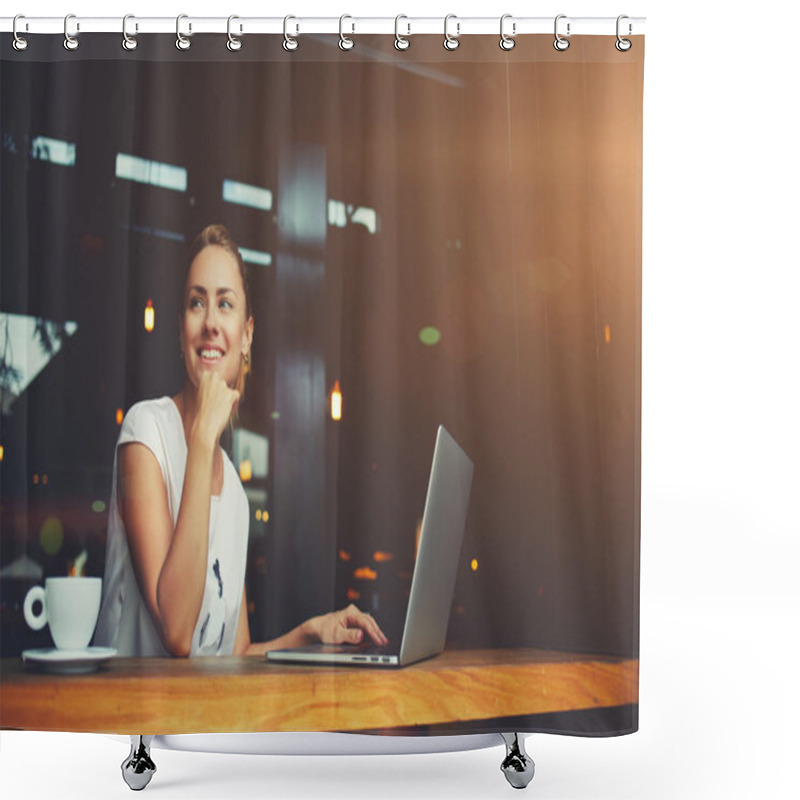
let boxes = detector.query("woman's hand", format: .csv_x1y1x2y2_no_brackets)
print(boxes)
309,604,388,646
191,371,240,446
243,604,389,656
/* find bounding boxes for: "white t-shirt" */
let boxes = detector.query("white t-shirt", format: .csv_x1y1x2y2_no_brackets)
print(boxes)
94,397,249,657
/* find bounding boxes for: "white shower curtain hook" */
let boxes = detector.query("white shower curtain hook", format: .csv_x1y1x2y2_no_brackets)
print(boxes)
227,15,242,51
394,15,410,50
339,15,355,50
444,14,460,51
499,14,516,50
615,15,632,51
176,14,191,50
283,15,299,51
122,15,138,51
12,15,29,51
553,14,570,51
63,14,79,51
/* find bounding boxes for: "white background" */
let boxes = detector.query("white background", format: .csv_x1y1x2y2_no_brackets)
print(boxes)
2,1,799,798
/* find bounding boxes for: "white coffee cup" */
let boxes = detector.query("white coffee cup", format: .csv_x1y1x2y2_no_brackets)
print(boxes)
23,577,102,651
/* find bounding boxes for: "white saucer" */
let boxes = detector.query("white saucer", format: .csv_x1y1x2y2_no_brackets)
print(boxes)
22,647,117,674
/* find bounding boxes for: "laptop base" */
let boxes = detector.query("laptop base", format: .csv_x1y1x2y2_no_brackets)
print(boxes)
266,644,400,667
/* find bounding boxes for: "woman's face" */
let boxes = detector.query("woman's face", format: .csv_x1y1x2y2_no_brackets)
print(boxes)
180,245,253,391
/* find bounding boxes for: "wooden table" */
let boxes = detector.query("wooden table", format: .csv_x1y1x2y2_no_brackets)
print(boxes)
0,648,638,734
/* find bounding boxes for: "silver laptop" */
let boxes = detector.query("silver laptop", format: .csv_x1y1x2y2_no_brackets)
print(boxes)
266,425,473,668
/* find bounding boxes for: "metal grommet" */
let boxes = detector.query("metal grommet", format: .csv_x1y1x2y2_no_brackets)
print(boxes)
553,14,570,51
283,15,298,51
176,14,191,50
339,14,354,50
615,15,632,52
499,14,515,51
227,15,242,51
12,15,29,51
63,14,79,51
443,14,460,51
122,14,138,51
394,15,410,50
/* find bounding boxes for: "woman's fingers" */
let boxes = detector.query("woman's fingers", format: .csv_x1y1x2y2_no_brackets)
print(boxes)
196,372,239,443
342,627,364,644
342,605,388,645
315,605,389,646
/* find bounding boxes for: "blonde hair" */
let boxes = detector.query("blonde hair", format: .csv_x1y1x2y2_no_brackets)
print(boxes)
185,224,253,402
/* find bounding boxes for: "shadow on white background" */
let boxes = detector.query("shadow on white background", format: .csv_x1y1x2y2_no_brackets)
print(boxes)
2,599,798,800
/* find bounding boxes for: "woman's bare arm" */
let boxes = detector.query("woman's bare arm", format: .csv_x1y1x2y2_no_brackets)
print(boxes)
232,586,388,657
119,373,238,657
118,434,214,656
232,585,316,656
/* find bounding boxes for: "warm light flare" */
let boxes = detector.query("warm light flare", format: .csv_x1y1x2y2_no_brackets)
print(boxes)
354,566,378,581
373,551,395,563
116,407,124,425
471,558,479,572
239,459,253,482
144,299,155,332
605,324,611,343
346,588,361,601
331,380,343,421
338,550,352,562
0,444,4,462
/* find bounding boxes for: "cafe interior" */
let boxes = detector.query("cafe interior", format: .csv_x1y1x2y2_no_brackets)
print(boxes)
0,39,640,668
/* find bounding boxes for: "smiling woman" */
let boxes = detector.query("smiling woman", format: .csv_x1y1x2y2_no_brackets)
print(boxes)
93,224,388,659
180,226,253,403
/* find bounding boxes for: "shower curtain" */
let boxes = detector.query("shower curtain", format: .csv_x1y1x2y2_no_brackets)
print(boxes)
0,29,643,738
